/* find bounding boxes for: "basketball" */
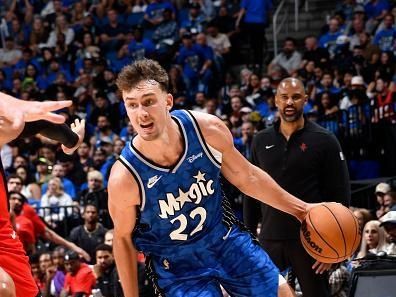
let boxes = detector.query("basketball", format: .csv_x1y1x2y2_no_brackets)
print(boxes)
300,203,361,263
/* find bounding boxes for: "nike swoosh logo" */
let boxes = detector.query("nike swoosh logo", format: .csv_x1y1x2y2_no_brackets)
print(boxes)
265,145,275,149
147,176,162,188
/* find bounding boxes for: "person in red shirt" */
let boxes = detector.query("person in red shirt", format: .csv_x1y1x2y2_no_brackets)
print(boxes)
62,251,96,297
8,192,36,253
7,175,90,262
0,92,83,297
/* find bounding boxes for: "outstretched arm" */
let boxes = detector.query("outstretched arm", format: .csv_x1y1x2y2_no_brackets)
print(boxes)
21,118,85,154
44,227,91,262
193,111,308,221
108,161,140,297
0,92,72,146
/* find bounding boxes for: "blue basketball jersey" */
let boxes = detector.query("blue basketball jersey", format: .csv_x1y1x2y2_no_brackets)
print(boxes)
119,110,235,256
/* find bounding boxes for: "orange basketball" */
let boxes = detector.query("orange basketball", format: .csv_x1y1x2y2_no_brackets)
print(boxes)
300,202,361,263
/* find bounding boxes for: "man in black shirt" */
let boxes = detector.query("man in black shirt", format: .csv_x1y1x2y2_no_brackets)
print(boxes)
93,244,123,297
69,204,108,264
244,78,350,297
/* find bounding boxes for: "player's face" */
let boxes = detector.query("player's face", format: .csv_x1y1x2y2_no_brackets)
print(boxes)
275,81,307,122
122,80,173,141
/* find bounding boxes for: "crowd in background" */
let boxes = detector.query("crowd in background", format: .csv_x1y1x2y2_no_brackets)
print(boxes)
0,0,395,296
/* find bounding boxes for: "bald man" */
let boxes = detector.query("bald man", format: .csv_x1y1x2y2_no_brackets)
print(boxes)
244,78,350,297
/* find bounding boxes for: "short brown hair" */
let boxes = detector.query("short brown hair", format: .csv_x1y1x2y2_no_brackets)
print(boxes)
116,59,169,93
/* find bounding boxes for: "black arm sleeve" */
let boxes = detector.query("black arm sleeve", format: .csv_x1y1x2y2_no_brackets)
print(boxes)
20,120,79,148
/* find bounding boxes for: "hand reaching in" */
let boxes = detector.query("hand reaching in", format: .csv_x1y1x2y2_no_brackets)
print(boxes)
62,119,86,155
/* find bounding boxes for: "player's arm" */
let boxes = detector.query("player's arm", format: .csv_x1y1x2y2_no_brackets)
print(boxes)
193,111,308,221
0,92,72,146
44,227,91,262
108,161,140,297
20,118,85,155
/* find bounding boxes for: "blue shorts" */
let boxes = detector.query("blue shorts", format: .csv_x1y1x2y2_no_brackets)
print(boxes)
147,226,279,297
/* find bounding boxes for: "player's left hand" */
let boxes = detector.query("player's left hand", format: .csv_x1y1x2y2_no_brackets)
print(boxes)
312,260,332,274
61,118,86,155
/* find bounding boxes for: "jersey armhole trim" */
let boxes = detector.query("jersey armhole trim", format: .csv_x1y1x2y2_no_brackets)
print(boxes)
185,110,222,168
119,156,146,211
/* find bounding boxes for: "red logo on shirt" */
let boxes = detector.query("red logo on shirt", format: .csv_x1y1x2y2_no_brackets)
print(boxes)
300,143,308,152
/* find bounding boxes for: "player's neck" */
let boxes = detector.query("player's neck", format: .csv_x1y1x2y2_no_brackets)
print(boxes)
279,116,305,140
136,120,183,166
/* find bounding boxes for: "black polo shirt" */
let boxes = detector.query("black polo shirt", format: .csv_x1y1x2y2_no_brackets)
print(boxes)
244,119,350,240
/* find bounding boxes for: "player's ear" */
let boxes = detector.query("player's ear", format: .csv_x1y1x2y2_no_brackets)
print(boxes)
166,94,173,110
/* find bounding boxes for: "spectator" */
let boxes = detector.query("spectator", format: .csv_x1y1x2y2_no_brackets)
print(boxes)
180,2,207,35
46,15,75,48
92,244,124,297
268,37,302,76
352,207,373,231
99,9,126,55
348,16,366,50
50,246,67,297
42,164,77,199
358,32,381,62
69,204,108,263
379,211,396,256
319,17,342,57
144,0,175,29
206,22,231,68
383,191,396,213
61,250,96,297
125,25,155,64
58,154,87,191
79,170,112,229
339,75,368,110
235,0,273,68
40,177,74,228
29,16,50,52
234,121,255,159
90,115,119,148
38,252,54,296
104,229,114,246
176,32,212,99
373,13,395,52
328,263,350,297
77,141,94,173
364,0,390,33
356,220,388,259
152,8,179,65
8,172,41,204
0,37,22,67
369,77,394,108
8,185,90,258
9,191,36,254
374,182,391,218
301,35,330,69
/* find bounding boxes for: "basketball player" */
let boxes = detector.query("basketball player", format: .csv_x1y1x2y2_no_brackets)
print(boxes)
0,92,84,297
244,78,350,297
108,59,312,297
